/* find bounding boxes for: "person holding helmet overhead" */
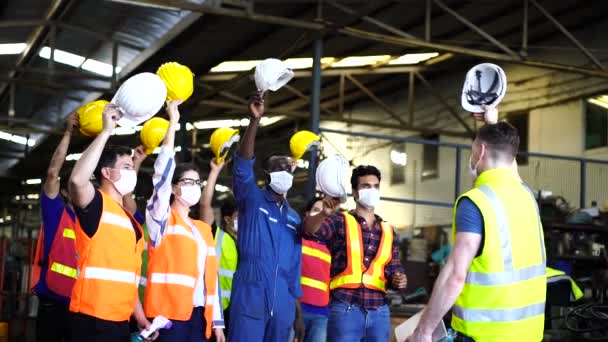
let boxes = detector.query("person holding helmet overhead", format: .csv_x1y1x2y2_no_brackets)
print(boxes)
144,100,225,342
199,159,238,339
67,104,155,341
408,123,546,342
228,92,304,342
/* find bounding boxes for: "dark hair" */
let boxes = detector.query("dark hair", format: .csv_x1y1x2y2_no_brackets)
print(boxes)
305,198,323,213
262,149,291,171
93,145,132,181
172,163,200,185
476,122,520,160
221,200,237,218
350,165,381,190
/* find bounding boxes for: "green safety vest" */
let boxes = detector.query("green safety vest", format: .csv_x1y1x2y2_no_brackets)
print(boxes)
546,267,583,301
138,224,149,303
451,168,547,342
215,229,238,310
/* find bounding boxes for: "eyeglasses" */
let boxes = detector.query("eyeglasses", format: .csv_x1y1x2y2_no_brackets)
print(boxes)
178,178,203,187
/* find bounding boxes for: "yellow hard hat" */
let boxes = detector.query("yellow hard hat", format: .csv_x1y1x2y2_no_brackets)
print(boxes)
156,62,194,102
210,127,240,163
77,100,109,137
290,130,320,160
141,117,170,155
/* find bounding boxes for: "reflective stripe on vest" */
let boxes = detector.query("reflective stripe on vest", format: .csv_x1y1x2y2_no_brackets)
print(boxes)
63,228,76,239
301,239,331,306
84,267,138,285
50,262,77,279
451,169,546,342
149,273,197,287
329,212,393,292
46,209,78,298
301,276,328,291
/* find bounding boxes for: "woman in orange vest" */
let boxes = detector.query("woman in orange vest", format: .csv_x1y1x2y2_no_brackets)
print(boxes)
145,100,225,342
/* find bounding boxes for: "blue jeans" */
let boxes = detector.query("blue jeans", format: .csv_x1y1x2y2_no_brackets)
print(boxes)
303,310,328,342
327,302,390,342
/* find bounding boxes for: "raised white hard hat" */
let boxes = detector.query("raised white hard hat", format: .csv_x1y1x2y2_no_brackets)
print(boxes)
461,63,507,114
112,72,167,127
316,154,349,202
254,58,294,93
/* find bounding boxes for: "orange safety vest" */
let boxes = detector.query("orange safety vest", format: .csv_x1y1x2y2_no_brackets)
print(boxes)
31,209,78,298
330,212,394,292
69,190,145,322
145,210,219,339
301,239,331,307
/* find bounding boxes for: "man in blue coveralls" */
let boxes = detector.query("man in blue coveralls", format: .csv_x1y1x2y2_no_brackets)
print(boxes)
228,92,305,342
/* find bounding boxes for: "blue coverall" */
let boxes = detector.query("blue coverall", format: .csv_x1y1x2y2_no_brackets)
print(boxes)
228,154,302,342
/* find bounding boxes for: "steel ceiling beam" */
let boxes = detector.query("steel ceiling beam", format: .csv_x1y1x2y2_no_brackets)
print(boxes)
199,99,471,137
529,0,604,70
414,72,475,137
125,0,608,78
345,74,408,127
433,0,521,59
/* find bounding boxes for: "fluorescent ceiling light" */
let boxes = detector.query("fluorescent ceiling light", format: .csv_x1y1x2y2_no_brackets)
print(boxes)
0,130,36,146
215,184,230,193
152,146,182,154
82,59,122,77
193,119,243,130
588,98,608,110
282,57,336,70
326,55,392,68
39,47,85,68
209,53,438,73
66,153,82,161
26,178,42,185
0,43,27,55
210,60,260,73
27,194,40,200
388,52,439,65
390,150,407,166
39,46,122,76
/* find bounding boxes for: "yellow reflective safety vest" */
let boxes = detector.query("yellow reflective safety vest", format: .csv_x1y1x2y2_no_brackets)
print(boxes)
451,168,547,342
546,267,583,301
215,228,238,310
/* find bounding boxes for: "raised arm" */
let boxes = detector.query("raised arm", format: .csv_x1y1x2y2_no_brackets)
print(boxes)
238,92,264,159
200,159,225,224
146,100,181,246
43,112,78,198
123,145,147,214
69,104,119,209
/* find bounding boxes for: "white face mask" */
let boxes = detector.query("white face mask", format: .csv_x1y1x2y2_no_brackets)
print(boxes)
112,169,137,195
178,185,201,207
358,188,381,210
232,219,238,232
268,171,293,195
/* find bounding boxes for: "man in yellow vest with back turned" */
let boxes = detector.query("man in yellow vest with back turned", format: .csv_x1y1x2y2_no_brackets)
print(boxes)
409,122,546,342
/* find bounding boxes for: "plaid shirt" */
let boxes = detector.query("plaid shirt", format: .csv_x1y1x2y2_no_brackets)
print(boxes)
311,210,404,309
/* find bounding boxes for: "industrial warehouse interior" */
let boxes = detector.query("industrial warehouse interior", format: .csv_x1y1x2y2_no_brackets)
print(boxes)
1,0,608,341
